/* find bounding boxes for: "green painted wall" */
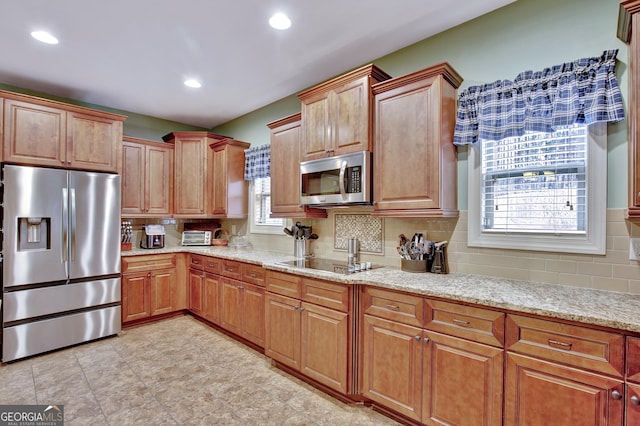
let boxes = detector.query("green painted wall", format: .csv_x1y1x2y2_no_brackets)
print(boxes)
0,83,207,141
211,0,629,209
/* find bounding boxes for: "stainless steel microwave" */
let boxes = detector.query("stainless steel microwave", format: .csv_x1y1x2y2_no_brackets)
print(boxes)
300,151,372,207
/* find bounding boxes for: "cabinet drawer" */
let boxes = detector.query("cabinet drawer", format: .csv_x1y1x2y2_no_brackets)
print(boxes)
203,257,222,275
266,271,301,299
122,254,176,273
362,287,423,327
221,260,242,280
302,277,349,312
505,314,624,377
425,299,504,347
189,254,205,271
242,264,266,287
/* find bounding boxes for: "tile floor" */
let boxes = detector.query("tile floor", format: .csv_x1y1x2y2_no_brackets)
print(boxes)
0,315,400,425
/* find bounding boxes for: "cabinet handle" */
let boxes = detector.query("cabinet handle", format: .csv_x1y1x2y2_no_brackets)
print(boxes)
423,337,430,344
294,306,299,310
547,339,573,350
248,273,257,277
611,390,623,401
200,274,205,278
414,335,421,341
632,395,640,406
237,285,244,290
452,318,471,327
299,307,305,312
385,304,400,311
147,272,152,278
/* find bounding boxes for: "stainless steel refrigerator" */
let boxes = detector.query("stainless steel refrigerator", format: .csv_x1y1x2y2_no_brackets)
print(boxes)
1,164,122,362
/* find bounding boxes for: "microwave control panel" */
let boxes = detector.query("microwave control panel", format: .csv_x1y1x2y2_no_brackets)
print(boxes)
347,166,361,193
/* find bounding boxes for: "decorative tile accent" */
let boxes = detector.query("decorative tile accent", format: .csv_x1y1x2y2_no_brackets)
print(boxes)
334,214,384,254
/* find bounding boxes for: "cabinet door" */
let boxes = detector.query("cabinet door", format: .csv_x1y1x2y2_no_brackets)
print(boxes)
242,283,265,347
422,331,503,426
122,273,151,322
628,383,640,426
211,145,228,215
269,115,307,216
174,135,207,215
505,353,624,425
150,268,176,316
300,302,348,394
121,141,145,215
374,76,442,212
145,144,173,216
301,93,332,161
361,314,423,422
3,99,66,167
332,77,370,155
203,273,221,324
220,278,244,337
66,111,120,172
265,292,301,369
189,269,205,316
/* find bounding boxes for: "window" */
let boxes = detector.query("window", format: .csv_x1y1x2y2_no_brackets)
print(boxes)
249,177,285,234
467,123,607,254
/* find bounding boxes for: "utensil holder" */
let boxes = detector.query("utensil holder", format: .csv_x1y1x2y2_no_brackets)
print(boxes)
401,259,427,273
294,239,310,258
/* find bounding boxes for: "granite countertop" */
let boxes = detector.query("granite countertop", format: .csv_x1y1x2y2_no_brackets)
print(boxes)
123,245,640,334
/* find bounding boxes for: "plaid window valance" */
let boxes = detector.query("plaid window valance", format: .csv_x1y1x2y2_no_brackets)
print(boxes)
453,50,625,146
244,144,270,180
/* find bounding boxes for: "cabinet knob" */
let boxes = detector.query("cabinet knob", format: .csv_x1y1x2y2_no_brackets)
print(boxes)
237,285,244,290
414,335,421,342
293,306,299,310
147,272,152,278
632,395,640,406
299,307,305,312
611,390,623,401
423,337,430,344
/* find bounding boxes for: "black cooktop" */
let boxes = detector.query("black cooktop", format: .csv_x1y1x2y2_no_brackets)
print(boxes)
278,258,379,275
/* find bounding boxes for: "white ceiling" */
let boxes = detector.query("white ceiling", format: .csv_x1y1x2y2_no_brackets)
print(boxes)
0,0,514,128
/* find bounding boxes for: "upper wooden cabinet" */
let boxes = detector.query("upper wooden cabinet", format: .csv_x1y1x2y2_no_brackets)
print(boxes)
297,64,391,162
2,91,125,172
163,131,248,218
619,2,640,220
210,138,250,218
121,136,174,217
267,113,326,219
372,63,462,217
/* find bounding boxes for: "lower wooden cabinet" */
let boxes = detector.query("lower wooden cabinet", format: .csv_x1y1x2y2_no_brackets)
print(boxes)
505,353,624,425
265,272,351,395
361,287,504,425
221,277,265,347
121,254,178,324
627,383,640,426
188,268,204,317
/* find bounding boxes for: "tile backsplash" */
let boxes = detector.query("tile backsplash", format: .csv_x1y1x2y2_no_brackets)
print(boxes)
334,214,383,253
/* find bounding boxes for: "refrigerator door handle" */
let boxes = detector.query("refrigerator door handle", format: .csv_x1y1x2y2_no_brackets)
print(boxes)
62,188,68,263
70,188,76,261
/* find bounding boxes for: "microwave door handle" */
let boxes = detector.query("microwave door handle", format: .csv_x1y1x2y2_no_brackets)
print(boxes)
339,160,347,199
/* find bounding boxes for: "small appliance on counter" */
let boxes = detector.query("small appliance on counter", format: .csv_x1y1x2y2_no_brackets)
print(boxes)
140,224,165,249
181,230,212,246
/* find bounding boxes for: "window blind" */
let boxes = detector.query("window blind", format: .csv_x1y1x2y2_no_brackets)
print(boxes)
481,125,587,234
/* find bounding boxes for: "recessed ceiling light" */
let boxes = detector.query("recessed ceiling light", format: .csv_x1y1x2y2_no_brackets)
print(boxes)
269,13,291,30
31,31,59,45
184,79,202,88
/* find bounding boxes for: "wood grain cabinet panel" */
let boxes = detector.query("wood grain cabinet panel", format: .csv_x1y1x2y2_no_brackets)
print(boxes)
362,287,423,327
627,382,640,426
2,91,125,171
210,139,249,218
422,331,503,426
298,64,391,161
188,268,205,316
372,63,462,217
267,113,327,218
122,136,173,217
220,277,264,347
361,314,423,421
122,254,178,324
265,292,301,369
505,314,625,377
505,352,624,426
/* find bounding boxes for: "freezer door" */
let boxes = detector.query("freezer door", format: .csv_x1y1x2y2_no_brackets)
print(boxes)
68,171,121,279
2,165,69,287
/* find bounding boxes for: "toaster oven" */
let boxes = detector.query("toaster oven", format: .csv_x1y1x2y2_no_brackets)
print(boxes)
181,230,212,246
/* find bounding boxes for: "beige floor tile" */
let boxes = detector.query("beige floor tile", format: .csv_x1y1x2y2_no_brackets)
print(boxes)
0,316,399,425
